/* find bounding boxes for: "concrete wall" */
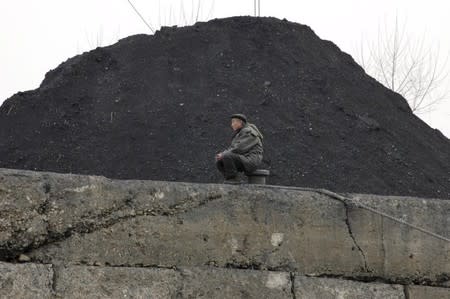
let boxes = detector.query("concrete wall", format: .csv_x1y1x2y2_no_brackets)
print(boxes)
1,262,449,298
0,168,449,297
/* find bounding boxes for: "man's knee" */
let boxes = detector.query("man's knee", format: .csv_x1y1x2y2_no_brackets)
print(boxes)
222,151,240,161
222,152,246,171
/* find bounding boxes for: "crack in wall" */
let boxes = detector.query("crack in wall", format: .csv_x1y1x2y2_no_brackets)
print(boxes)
308,272,450,289
8,261,450,292
257,186,373,275
1,190,226,261
99,263,179,271
40,261,450,289
403,285,410,299
50,264,58,296
173,266,191,298
306,189,370,273
381,217,387,276
3,180,449,292
289,272,297,299
343,201,369,272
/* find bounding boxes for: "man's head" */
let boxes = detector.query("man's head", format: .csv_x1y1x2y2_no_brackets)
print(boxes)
230,113,247,131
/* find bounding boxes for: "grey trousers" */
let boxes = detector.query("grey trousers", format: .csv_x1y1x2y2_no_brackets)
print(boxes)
216,152,246,179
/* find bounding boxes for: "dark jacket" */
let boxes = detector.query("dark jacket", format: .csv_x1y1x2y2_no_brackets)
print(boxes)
222,123,264,171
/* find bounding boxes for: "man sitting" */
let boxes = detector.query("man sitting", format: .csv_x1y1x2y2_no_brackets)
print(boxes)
215,114,264,184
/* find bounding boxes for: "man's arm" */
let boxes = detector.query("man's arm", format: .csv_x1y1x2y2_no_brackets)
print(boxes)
224,129,259,155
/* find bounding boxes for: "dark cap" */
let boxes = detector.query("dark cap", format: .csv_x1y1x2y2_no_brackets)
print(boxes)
230,113,247,123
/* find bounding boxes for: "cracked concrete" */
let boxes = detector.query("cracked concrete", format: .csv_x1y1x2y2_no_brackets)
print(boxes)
0,168,233,260
1,168,450,297
0,261,53,298
25,187,363,276
343,193,450,284
53,263,293,298
294,275,405,298
1,261,449,298
403,285,411,299
342,200,369,272
406,285,450,298
290,272,297,299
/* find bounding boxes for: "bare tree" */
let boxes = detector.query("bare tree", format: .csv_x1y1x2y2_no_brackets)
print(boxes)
78,26,121,54
126,0,215,32
357,16,449,113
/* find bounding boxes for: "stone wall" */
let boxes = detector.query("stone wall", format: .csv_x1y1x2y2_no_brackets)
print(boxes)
0,168,449,298
2,262,450,298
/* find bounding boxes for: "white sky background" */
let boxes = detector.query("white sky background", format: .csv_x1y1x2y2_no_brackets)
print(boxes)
1,0,449,136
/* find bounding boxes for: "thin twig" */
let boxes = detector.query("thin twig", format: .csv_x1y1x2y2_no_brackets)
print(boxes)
195,0,201,22
126,0,154,33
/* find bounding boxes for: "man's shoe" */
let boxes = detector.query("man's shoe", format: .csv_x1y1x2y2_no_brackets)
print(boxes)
223,177,241,185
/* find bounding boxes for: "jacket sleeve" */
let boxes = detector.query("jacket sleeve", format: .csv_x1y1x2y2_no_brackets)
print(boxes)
224,129,259,155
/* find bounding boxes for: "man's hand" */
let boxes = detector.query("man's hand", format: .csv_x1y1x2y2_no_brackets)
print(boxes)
215,153,223,161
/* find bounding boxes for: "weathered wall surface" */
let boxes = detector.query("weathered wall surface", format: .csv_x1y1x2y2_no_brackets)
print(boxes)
0,168,449,298
2,262,450,299
0,262,53,298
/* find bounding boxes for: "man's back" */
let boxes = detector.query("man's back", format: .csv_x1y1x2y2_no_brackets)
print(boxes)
228,123,264,157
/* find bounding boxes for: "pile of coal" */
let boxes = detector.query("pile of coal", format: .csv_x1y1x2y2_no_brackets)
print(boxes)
1,17,449,198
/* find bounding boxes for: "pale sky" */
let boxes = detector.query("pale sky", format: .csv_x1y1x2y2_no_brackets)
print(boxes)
1,0,449,136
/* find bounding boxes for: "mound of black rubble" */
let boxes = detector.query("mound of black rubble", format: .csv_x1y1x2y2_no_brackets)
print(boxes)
1,17,449,198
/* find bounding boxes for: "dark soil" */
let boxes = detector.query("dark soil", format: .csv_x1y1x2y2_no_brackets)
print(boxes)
1,17,449,199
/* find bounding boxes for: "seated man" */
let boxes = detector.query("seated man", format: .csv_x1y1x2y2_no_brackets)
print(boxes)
215,114,264,184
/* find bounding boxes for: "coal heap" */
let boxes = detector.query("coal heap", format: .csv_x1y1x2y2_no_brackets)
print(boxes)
0,17,449,198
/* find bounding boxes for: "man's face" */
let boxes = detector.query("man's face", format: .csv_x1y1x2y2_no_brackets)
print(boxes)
231,118,243,131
